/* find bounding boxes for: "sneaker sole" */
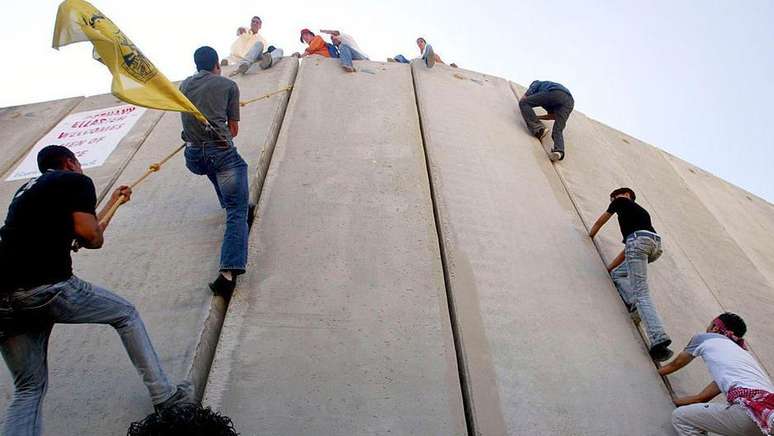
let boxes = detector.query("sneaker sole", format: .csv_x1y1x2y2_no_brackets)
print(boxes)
549,151,563,162
259,55,273,70
425,47,436,68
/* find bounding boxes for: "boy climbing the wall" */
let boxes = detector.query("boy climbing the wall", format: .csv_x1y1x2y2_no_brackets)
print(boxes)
589,187,674,361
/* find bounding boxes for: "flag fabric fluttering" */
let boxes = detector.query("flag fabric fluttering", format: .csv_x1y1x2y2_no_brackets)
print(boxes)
52,0,208,123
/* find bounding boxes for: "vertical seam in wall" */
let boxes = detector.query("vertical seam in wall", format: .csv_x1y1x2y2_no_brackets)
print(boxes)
189,59,301,401
410,64,475,436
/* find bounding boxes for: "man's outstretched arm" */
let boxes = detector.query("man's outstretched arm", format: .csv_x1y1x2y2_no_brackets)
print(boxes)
607,250,625,272
659,351,694,376
673,381,721,406
75,186,132,249
319,29,340,36
589,211,613,238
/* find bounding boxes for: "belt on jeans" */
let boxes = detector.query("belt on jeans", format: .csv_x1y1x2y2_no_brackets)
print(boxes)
626,231,660,242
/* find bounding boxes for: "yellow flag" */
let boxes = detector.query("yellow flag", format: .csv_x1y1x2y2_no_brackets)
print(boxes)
52,0,208,123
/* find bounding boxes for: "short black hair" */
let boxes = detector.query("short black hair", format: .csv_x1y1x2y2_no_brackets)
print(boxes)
194,46,219,72
718,312,747,337
37,145,76,172
416,37,426,44
609,187,636,201
251,16,261,21
127,404,239,436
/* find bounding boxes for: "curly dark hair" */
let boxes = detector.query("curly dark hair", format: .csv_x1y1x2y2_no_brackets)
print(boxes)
127,404,239,436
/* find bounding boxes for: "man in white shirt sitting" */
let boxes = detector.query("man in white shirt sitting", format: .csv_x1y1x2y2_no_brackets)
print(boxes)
321,29,369,73
659,313,774,435
228,16,284,76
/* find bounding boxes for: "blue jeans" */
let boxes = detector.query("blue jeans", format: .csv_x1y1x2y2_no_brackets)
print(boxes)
392,54,410,64
184,143,249,274
0,276,175,436
611,233,670,346
338,44,367,68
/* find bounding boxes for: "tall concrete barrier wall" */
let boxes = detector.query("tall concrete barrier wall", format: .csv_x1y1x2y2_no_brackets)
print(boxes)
0,97,83,177
587,120,774,377
204,57,466,436
513,80,774,397
0,57,772,435
0,59,296,435
414,64,674,435
667,154,774,287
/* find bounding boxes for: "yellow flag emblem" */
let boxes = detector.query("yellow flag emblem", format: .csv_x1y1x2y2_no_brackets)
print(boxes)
52,0,208,123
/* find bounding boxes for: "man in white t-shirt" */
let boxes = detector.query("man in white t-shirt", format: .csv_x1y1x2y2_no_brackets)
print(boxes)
658,313,774,435
228,16,284,76
320,29,369,73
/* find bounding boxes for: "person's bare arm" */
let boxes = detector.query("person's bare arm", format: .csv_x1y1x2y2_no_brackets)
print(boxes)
319,29,340,36
672,381,721,406
589,211,613,238
229,120,239,138
76,186,132,248
607,250,625,272
659,351,694,376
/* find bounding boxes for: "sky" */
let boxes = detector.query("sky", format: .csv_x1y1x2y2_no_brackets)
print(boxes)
1,0,773,201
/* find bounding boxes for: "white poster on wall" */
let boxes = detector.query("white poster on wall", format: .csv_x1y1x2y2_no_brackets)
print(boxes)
6,104,146,181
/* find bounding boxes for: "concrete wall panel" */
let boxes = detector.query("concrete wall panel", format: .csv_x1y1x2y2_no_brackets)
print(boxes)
414,65,673,435
667,154,774,288
0,97,83,176
0,60,297,434
204,58,466,436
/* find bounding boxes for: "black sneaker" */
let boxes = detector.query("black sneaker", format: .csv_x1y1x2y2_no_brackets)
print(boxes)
154,382,195,413
209,273,236,295
649,340,673,362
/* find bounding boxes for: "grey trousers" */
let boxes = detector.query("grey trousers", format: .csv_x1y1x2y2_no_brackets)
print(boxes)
672,403,761,435
240,41,284,70
519,90,574,152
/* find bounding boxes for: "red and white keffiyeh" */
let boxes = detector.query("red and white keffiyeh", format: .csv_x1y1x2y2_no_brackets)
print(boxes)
728,386,774,435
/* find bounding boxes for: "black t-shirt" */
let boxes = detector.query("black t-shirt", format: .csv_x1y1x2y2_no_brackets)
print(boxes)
0,171,97,292
606,197,656,242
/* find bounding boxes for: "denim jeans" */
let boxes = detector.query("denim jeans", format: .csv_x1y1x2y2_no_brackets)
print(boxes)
184,143,249,274
240,41,284,70
338,44,368,68
392,54,410,64
611,233,670,346
0,276,175,436
519,90,575,152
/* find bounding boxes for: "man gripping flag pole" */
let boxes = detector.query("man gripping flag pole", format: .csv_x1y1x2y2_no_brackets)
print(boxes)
52,0,216,225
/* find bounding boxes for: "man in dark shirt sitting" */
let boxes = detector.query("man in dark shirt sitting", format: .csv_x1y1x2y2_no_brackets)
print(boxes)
589,187,673,361
0,146,192,436
519,80,575,162
180,46,248,295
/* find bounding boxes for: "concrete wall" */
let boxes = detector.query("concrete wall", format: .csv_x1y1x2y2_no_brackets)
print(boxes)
0,57,771,435
415,64,675,435
0,59,297,435
204,57,466,436
0,97,83,176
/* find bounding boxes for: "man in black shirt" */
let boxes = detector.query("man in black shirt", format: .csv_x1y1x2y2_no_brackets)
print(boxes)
0,146,192,436
589,187,673,361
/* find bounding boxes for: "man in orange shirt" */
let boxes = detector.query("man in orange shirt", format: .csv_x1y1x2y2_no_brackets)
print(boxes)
299,28,332,58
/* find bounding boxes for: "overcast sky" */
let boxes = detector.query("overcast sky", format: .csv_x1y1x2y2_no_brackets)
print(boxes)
1,0,772,201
